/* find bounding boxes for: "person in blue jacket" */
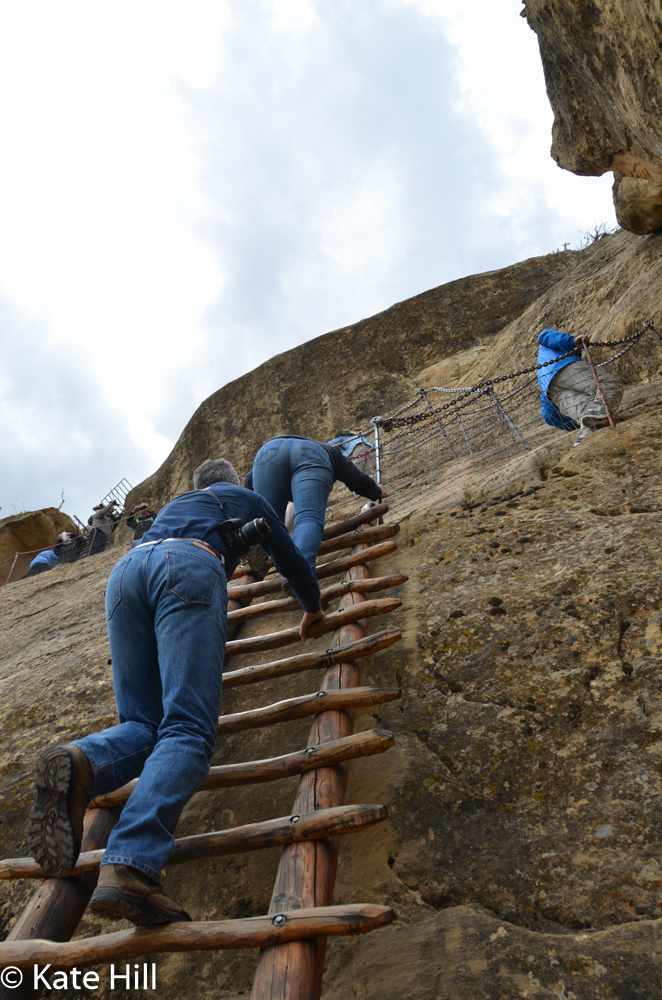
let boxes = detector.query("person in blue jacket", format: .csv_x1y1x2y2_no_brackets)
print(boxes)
27,549,58,576
537,329,622,446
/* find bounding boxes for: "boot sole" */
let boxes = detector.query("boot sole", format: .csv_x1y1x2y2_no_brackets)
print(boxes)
26,746,81,877
89,887,191,925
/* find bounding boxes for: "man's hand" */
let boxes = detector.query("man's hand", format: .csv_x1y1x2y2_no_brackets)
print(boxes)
299,609,325,641
379,484,388,498
573,335,590,349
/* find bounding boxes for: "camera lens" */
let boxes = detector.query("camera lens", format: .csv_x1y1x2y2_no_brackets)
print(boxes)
240,517,271,547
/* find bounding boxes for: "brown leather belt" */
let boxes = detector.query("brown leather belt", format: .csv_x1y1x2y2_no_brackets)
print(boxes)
134,537,224,562
189,539,223,561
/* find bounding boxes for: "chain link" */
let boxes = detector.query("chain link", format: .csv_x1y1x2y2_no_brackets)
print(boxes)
376,320,658,431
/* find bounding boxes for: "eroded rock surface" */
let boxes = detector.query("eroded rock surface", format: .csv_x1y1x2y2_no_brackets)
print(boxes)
122,250,577,518
3,400,662,997
523,0,662,234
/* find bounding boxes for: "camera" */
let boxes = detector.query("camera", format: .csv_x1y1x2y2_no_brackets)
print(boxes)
218,517,271,558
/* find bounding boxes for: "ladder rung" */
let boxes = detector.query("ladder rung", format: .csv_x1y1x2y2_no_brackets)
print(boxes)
223,628,401,689
0,804,387,880
0,903,394,967
227,540,397,601
322,503,389,539
225,596,401,658
217,685,401,734
227,573,407,623
89,728,394,808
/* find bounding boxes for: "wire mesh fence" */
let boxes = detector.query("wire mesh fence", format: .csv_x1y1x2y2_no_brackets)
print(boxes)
326,322,662,523
3,322,661,584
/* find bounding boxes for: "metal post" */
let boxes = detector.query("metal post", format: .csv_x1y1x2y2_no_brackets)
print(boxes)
87,529,98,557
420,389,458,460
489,388,531,451
580,338,616,429
372,419,382,484
4,552,19,585
456,412,474,456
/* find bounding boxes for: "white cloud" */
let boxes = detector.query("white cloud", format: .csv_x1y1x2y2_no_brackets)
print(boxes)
0,0,617,518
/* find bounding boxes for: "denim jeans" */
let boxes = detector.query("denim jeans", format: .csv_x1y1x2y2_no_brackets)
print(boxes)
252,438,334,572
73,539,227,882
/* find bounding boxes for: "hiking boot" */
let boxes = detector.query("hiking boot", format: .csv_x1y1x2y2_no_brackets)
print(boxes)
247,543,269,580
89,864,192,925
574,426,594,447
27,744,94,877
280,579,293,597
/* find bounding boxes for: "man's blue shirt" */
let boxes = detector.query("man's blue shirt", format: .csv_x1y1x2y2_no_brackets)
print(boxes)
536,328,581,430
141,483,321,612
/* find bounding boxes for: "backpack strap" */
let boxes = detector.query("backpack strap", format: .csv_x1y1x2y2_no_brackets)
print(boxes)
203,487,228,518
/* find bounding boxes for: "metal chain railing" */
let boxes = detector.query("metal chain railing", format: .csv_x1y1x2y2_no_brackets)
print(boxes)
374,320,660,431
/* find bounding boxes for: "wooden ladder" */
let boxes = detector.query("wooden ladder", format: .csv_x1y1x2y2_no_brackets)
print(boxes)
0,502,404,999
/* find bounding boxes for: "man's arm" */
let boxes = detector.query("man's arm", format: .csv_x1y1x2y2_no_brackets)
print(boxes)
332,451,383,501
258,505,321,614
538,329,576,355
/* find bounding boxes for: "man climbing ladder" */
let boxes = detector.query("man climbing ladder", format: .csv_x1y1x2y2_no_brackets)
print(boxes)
26,457,324,925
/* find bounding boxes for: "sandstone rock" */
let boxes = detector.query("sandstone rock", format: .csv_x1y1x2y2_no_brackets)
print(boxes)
523,0,662,235
0,507,78,568
121,250,578,521
3,236,662,994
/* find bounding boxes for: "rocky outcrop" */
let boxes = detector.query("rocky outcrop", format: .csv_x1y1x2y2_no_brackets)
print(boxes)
4,401,662,995
0,508,78,568
123,250,578,515
523,0,662,234
123,229,660,528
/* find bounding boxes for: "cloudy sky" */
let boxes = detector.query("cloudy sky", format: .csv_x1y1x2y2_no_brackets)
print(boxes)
0,0,615,524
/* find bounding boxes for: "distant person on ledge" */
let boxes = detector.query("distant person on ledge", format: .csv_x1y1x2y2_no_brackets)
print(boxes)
26,457,322,926
27,549,58,576
89,501,116,554
244,435,386,581
127,503,155,540
537,329,623,447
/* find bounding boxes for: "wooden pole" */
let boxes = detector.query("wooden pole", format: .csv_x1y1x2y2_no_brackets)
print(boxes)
88,729,395,809
251,515,379,1000
0,805,387,880
322,503,388,540
226,570,261,640
222,628,401,690
224,597,400,658
227,574,407,624
0,806,121,1000
227,540,397,601
259,522,399,574
3,551,19,585
580,337,616,429
0,904,394,968
217,686,400,735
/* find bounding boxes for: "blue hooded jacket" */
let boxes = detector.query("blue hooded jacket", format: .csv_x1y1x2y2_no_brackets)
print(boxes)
536,328,581,431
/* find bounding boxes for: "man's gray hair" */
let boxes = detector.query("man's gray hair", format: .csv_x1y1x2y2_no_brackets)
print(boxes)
193,458,240,490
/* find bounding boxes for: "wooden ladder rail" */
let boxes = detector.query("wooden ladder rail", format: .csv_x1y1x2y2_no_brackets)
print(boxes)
251,511,381,1000
0,505,402,997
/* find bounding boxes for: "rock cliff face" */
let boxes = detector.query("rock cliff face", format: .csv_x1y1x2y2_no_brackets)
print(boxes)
523,0,662,234
1,232,662,997
123,250,577,515
0,508,78,568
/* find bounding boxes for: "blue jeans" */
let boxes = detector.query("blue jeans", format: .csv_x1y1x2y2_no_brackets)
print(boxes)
252,438,334,572
73,539,227,882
